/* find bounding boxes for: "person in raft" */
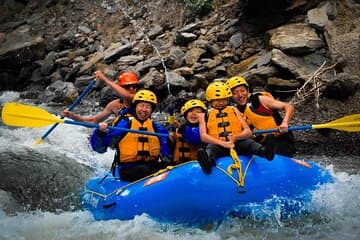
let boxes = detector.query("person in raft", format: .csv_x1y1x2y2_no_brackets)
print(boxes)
169,99,207,165
226,76,296,157
90,89,172,182
197,81,276,174
61,70,139,123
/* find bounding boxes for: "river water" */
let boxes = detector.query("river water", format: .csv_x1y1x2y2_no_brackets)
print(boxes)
0,91,359,240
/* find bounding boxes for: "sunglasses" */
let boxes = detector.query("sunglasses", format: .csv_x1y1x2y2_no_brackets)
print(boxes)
123,84,138,89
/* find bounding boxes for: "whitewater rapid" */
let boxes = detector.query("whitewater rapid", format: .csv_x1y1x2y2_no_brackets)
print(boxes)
1,91,359,240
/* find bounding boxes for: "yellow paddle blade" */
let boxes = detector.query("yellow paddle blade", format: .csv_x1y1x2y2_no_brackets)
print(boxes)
313,121,360,132
1,102,64,128
313,114,360,132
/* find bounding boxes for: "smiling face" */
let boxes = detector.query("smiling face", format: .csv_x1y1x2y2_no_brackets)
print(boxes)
210,98,229,110
135,101,152,121
231,85,249,106
185,107,204,124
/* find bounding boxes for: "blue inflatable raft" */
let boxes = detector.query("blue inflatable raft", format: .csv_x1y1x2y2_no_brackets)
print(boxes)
81,154,333,225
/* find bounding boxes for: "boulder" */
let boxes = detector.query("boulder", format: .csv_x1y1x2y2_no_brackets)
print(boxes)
0,145,94,211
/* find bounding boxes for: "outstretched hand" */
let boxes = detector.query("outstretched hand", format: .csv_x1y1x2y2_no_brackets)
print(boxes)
61,109,72,118
94,70,106,81
98,122,108,132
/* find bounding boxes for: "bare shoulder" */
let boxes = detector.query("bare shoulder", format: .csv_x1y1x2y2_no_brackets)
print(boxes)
258,94,274,103
259,95,291,110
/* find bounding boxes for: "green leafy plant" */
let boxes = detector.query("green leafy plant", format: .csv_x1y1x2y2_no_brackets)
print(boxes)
179,0,213,18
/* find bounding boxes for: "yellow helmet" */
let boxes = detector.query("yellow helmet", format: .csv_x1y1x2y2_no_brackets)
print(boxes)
132,89,157,105
180,99,207,115
226,76,249,89
205,82,232,101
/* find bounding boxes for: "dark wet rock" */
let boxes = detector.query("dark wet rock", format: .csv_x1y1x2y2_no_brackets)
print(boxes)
323,73,359,100
267,77,302,99
63,64,81,82
37,80,78,104
271,48,334,81
0,145,94,212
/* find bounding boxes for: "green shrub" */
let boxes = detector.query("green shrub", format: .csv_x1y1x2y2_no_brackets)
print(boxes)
179,0,213,18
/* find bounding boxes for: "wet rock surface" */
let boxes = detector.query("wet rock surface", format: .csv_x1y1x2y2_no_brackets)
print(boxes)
0,144,94,212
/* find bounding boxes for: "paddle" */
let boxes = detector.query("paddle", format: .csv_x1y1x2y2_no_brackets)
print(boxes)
1,102,169,137
35,79,97,144
252,114,360,135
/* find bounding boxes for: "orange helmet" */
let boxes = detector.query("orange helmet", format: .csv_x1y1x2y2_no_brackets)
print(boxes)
118,72,139,86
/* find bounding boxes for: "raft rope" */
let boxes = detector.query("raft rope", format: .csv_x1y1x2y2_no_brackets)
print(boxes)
217,154,255,187
84,165,176,200
227,148,245,186
85,158,256,200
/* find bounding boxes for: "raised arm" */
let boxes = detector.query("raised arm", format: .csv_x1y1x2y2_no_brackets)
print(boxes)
259,95,294,132
61,100,119,124
94,70,135,101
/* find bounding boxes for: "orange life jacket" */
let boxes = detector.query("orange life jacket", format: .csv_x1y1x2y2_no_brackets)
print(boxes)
206,106,243,141
244,92,283,142
172,131,198,164
117,117,160,163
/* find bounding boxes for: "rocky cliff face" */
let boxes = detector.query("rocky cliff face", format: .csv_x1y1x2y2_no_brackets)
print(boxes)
0,0,359,156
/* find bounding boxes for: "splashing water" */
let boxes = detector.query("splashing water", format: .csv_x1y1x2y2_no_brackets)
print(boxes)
1,92,359,239
0,91,20,106
1,171,359,239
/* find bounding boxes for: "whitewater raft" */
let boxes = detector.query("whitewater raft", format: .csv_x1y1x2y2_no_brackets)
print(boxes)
81,154,333,225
